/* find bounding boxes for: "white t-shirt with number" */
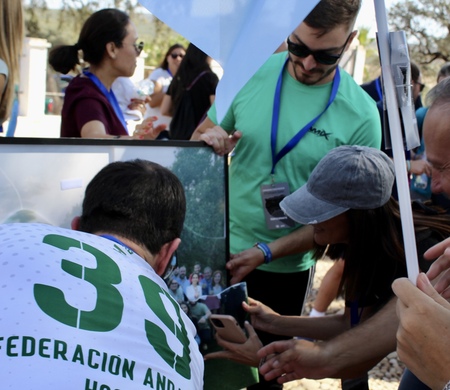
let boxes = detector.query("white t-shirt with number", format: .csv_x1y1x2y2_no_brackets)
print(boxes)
0,223,204,389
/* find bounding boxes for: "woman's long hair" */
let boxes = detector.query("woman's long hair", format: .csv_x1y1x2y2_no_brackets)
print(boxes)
169,43,212,114
0,0,24,122
313,198,450,304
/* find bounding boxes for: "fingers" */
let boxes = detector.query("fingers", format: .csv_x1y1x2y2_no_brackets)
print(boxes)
416,273,450,309
199,127,242,156
133,117,166,140
393,275,450,310
257,340,293,361
424,237,450,261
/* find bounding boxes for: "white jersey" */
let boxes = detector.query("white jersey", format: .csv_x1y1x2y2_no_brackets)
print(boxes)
0,223,204,390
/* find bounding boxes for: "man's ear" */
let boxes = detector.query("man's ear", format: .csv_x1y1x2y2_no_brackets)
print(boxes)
344,30,358,52
71,216,81,231
154,238,181,277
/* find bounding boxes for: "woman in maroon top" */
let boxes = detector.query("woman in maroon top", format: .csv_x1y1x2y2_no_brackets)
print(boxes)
49,8,165,139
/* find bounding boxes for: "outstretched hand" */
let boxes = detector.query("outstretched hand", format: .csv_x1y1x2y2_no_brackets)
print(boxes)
227,247,265,284
204,321,262,367
133,116,167,140
258,338,335,384
243,297,280,334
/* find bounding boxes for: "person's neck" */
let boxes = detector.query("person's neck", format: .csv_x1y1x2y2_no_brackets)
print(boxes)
98,232,154,266
168,64,178,76
88,66,115,91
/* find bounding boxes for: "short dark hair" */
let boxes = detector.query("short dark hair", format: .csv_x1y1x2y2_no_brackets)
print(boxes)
49,8,130,74
79,159,186,255
304,0,361,34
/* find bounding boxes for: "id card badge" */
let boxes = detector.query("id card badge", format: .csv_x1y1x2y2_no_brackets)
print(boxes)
260,182,295,229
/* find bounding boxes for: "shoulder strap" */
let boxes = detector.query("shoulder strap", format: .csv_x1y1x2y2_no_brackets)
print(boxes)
187,71,209,91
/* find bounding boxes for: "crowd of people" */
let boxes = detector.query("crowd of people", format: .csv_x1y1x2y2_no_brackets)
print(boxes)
3,0,450,389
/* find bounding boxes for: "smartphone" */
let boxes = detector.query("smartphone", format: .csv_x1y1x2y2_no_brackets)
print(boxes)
209,314,248,344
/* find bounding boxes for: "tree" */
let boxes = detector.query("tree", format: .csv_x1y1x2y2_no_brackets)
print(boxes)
23,0,188,68
170,148,227,273
389,0,450,64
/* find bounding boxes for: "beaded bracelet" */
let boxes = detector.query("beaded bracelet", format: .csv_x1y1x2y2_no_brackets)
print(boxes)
254,242,273,264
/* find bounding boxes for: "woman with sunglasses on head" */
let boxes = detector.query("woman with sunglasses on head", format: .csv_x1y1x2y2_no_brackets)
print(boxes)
144,43,186,139
49,8,166,139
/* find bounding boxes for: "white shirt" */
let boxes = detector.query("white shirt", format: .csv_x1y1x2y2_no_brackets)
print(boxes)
0,223,204,389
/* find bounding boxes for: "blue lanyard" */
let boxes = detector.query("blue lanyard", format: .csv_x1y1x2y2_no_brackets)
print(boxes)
100,234,134,253
82,69,128,131
167,68,173,77
270,59,341,175
375,77,383,101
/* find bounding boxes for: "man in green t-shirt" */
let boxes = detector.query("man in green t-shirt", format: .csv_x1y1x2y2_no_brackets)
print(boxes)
192,0,380,388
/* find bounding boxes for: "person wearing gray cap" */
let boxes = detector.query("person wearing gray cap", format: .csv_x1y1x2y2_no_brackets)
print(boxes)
205,145,450,388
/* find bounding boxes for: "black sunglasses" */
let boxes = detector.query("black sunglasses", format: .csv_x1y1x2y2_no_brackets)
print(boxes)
133,41,144,55
286,34,352,65
416,81,425,92
170,53,184,59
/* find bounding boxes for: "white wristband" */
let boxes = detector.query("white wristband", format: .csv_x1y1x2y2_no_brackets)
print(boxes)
443,381,450,390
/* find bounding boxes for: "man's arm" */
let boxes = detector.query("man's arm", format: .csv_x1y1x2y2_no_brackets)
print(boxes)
258,297,398,383
190,117,241,156
227,225,315,284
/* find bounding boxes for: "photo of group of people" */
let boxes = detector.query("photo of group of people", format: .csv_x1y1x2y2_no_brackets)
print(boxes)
166,261,226,351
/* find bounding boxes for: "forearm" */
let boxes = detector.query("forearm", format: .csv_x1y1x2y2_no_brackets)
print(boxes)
319,298,398,378
267,313,349,340
190,116,216,140
149,90,164,108
267,225,315,260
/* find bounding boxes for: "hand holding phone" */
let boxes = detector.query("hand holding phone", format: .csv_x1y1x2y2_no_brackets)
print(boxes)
209,314,248,344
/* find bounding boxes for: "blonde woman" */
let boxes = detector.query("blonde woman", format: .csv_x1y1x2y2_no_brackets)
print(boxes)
0,0,24,129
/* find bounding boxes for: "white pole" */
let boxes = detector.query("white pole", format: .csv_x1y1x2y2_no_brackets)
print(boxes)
374,0,419,284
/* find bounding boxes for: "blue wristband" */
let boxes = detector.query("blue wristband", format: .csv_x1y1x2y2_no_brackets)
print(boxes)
254,242,273,264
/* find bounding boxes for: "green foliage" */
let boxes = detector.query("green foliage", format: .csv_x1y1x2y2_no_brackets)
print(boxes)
23,0,188,67
170,148,227,273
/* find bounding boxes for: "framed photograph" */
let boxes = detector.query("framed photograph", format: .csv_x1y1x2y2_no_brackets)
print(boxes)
0,137,229,293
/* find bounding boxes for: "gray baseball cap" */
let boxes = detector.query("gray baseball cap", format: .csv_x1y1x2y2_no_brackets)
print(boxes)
280,145,395,225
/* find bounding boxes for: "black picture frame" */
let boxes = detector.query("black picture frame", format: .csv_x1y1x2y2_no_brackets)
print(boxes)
0,137,229,291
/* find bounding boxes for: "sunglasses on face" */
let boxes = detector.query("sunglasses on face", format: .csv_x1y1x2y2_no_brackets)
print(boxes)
133,41,144,55
416,81,425,92
170,53,184,59
286,34,351,65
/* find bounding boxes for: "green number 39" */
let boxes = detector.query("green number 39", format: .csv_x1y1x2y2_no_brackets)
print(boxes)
34,234,191,379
